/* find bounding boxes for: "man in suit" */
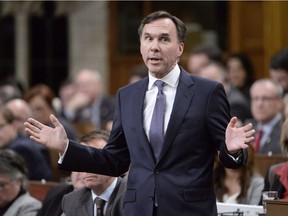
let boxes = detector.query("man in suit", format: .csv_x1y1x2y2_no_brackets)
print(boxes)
6,98,52,169
60,69,115,131
198,61,251,124
36,171,84,216
0,106,52,181
61,130,126,216
249,79,283,155
25,11,255,216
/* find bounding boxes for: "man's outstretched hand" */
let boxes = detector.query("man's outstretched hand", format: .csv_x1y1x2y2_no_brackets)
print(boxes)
24,114,68,154
225,116,255,154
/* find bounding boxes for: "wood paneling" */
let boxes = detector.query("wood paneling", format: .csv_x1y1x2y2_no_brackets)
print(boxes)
228,1,288,80
228,1,265,79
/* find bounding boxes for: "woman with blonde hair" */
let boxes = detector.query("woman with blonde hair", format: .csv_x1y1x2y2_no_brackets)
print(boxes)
263,118,288,200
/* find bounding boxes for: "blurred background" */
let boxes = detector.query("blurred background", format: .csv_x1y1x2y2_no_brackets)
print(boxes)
1,1,288,96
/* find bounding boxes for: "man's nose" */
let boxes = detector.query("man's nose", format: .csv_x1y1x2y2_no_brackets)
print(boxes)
150,40,160,52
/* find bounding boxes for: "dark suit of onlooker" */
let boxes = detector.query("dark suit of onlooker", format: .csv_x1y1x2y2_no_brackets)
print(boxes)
0,107,52,181
249,118,282,154
249,79,283,155
37,171,85,216
62,177,126,216
36,184,74,216
8,134,52,180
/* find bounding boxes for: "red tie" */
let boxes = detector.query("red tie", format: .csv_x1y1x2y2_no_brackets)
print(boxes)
254,129,263,152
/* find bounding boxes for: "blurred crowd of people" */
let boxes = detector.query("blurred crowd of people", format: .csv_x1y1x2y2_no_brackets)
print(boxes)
1,45,288,215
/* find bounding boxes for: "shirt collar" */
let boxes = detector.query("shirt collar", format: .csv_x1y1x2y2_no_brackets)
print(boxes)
148,64,180,90
91,177,117,202
259,113,282,133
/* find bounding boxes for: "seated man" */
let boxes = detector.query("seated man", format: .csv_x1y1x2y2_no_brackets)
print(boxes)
0,149,41,216
36,171,85,216
61,130,127,216
0,106,52,181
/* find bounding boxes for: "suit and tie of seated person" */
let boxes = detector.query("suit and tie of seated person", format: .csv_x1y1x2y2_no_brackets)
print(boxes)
248,79,284,155
61,130,127,216
0,149,42,216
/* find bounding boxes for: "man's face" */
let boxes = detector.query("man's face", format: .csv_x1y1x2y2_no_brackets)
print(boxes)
0,114,15,148
0,174,21,208
140,18,184,79
75,71,101,101
187,53,209,74
250,82,282,124
81,138,113,194
70,171,85,190
270,69,288,93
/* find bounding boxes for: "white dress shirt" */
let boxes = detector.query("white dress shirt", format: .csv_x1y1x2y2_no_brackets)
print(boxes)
143,64,180,140
92,178,117,216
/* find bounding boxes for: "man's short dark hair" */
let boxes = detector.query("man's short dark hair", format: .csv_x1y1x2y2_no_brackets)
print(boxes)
138,10,187,44
270,47,288,72
80,130,110,143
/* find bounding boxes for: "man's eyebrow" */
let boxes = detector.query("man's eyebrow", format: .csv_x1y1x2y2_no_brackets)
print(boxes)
143,32,170,37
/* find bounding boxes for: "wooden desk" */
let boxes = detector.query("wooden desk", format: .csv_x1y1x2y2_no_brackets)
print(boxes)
266,199,288,216
254,154,287,177
28,180,60,202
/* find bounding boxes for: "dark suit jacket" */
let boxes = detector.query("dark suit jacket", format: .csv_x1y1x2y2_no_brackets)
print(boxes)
36,184,74,216
62,177,126,216
250,118,282,155
8,134,52,181
59,68,247,216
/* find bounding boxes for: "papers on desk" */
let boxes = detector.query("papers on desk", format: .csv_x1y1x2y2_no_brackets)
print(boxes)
217,202,264,216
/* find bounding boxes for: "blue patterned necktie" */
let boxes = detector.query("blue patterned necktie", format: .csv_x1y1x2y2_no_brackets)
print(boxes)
149,80,166,160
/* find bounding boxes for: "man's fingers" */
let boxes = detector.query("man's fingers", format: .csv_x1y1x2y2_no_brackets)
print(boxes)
26,118,44,130
245,136,254,144
243,122,253,132
228,116,238,128
25,128,40,140
50,114,61,127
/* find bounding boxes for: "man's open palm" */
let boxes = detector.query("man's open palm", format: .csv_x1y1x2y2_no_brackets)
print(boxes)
25,114,68,154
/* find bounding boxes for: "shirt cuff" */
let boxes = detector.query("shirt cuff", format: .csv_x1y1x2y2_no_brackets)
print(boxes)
228,151,242,163
58,140,69,164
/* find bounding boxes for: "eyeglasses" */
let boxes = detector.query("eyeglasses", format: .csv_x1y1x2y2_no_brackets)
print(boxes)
0,179,12,190
251,96,279,103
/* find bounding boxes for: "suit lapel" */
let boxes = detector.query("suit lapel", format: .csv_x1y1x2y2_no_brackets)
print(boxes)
79,188,94,216
158,70,194,162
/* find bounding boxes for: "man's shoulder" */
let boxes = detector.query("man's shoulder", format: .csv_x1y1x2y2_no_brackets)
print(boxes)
63,187,91,201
